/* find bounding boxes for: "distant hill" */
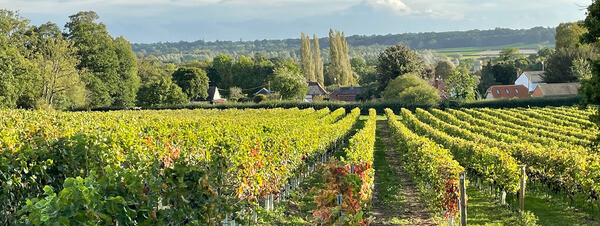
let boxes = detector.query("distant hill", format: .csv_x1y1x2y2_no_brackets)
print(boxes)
132,27,555,63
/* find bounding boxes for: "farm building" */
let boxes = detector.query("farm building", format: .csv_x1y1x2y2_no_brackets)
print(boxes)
514,71,546,92
196,87,226,103
330,86,362,102
485,85,530,99
305,82,328,102
254,88,276,96
429,78,449,101
532,83,580,98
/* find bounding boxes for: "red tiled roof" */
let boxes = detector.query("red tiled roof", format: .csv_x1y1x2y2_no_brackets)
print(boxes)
486,85,530,99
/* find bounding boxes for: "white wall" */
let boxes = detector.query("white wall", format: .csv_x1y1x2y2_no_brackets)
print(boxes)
514,73,545,92
514,74,533,92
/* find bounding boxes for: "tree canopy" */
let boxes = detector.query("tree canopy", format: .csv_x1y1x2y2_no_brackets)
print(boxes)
382,73,440,105
376,43,426,92
267,64,308,100
543,45,598,83
172,67,209,100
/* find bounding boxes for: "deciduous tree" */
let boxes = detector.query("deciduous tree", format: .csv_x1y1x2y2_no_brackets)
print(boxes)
300,33,314,82
268,63,308,100
35,32,86,109
382,73,440,106
543,45,597,83
172,67,209,100
556,22,587,50
313,34,324,86
435,60,455,80
446,67,476,101
376,43,426,92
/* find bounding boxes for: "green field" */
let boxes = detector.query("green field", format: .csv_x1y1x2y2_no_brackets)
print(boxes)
436,42,552,59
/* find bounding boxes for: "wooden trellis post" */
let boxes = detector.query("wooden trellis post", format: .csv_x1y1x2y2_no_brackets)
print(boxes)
519,165,526,212
459,172,467,226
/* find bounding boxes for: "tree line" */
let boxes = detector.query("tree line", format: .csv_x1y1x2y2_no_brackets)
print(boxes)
131,27,556,63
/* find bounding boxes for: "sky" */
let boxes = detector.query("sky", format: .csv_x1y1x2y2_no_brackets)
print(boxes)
1,0,591,43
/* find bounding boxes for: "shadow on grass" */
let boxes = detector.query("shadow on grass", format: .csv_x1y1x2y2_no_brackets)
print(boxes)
524,192,598,226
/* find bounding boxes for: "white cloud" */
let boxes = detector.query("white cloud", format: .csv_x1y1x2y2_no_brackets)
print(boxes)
367,0,410,15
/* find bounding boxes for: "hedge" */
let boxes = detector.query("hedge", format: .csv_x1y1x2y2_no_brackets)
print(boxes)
72,95,583,114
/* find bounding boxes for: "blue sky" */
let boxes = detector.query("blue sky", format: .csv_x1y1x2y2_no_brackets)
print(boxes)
1,0,590,43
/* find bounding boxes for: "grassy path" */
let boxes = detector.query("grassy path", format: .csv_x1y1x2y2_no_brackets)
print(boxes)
371,119,436,225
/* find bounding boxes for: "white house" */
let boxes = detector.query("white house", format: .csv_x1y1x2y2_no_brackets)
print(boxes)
514,71,546,92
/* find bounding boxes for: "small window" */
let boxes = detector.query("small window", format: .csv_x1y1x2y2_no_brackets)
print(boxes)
496,90,500,94
515,89,519,94
505,89,510,94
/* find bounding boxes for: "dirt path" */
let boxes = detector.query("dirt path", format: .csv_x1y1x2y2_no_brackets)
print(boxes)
370,120,436,225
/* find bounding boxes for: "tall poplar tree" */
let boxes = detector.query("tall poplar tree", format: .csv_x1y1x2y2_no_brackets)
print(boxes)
328,29,340,85
327,30,353,86
340,32,355,85
313,34,324,86
300,33,314,81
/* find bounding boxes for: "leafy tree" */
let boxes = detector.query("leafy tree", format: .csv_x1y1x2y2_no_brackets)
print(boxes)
376,43,426,92
537,47,555,60
556,22,587,49
382,72,440,105
228,87,246,101
0,10,35,54
458,58,475,71
212,54,233,88
543,45,597,83
418,49,446,66
0,10,38,109
351,58,377,86
313,34,325,86
476,68,499,97
172,67,209,100
137,55,172,85
0,44,37,108
231,55,254,88
480,61,518,85
34,31,86,109
435,60,455,80
581,0,600,148
253,94,267,103
446,67,476,101
328,30,354,86
267,63,308,100
571,58,593,80
137,78,188,107
113,36,140,108
300,33,314,81
498,47,525,61
251,54,275,91
66,11,139,108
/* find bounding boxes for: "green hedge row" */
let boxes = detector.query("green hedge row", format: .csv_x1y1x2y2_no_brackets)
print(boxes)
73,96,583,114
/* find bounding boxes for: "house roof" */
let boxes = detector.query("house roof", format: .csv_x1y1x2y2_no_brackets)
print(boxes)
207,87,219,100
520,71,545,83
429,79,446,92
306,82,328,95
195,86,222,101
331,86,362,96
535,83,580,97
254,88,276,96
486,85,530,99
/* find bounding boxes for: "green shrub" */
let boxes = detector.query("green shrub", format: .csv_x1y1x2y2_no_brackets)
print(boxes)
253,94,267,103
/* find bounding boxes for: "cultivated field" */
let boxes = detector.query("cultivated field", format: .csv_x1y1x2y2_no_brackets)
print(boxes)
1,106,598,225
